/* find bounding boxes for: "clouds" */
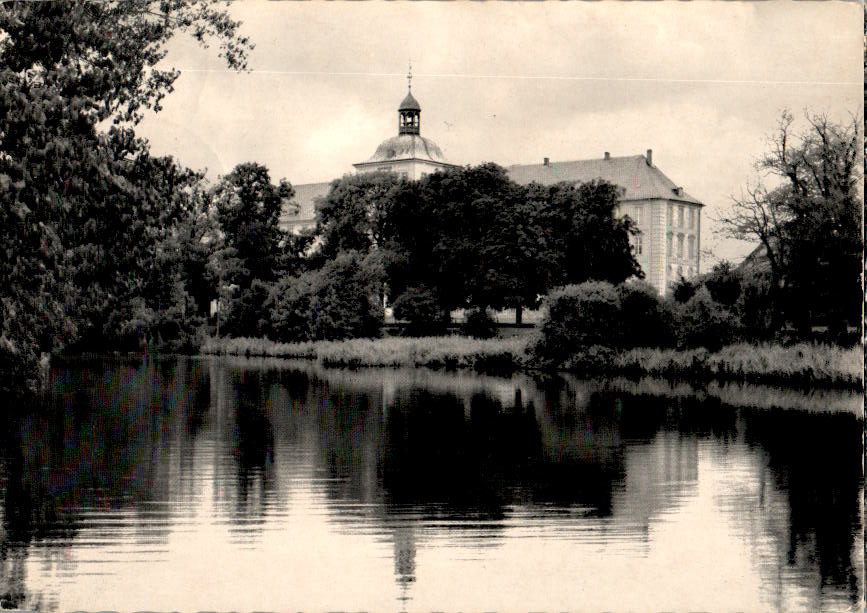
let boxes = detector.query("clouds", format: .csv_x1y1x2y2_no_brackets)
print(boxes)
136,1,862,266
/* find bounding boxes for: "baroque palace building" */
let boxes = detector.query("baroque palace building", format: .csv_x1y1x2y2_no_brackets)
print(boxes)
281,78,702,293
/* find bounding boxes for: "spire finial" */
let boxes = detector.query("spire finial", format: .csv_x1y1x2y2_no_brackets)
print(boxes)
407,60,412,91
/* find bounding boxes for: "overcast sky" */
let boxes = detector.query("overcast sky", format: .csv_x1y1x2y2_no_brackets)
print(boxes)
137,1,863,266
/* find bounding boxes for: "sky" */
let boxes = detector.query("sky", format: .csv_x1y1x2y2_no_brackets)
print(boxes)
136,1,863,267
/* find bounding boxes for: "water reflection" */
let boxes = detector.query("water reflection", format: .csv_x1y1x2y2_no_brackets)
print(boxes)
0,356,860,611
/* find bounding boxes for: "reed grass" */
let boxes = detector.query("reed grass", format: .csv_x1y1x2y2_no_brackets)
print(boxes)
200,336,862,387
200,335,532,371
614,342,862,388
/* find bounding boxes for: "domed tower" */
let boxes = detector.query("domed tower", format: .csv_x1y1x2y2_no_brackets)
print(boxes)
354,64,458,181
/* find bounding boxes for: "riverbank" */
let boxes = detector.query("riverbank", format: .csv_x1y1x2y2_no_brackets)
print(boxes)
199,336,862,388
200,335,530,371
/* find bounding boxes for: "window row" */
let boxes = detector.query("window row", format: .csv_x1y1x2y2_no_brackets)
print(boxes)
667,204,697,229
666,232,695,259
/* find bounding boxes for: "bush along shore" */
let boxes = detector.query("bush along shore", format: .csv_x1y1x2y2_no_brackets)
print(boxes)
199,334,861,389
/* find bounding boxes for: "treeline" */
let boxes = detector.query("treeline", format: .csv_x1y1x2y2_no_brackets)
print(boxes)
221,165,642,343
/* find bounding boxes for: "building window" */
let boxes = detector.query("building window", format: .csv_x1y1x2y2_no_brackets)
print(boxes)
678,205,684,227
666,232,673,255
634,206,642,225
687,235,695,259
632,234,643,255
676,234,684,259
667,204,673,226
688,207,695,229
688,266,694,277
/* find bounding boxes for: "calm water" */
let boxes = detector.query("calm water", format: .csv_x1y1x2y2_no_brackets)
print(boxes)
0,356,862,612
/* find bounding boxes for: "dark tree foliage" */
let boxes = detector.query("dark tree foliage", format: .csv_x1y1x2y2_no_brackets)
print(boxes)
699,261,743,308
671,277,697,304
719,111,861,333
530,180,643,287
391,286,448,337
316,171,403,258
64,135,210,350
267,252,383,342
0,1,251,125
388,164,523,313
676,287,741,352
617,281,676,348
319,164,643,327
213,163,293,338
0,0,251,393
214,162,291,290
221,278,272,339
535,282,624,365
461,307,498,339
309,253,383,341
535,280,743,368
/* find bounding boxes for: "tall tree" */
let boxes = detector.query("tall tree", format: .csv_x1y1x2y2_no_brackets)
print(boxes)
213,162,291,288
316,171,402,258
719,111,861,332
213,163,292,337
0,0,251,392
531,179,643,287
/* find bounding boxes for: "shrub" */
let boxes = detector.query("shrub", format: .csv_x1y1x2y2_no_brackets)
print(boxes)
391,286,447,336
268,273,316,342
535,281,622,365
564,344,616,373
266,252,383,342
671,276,697,303
462,307,498,339
676,286,741,351
736,270,776,341
221,279,272,338
617,280,676,348
308,253,383,340
702,261,743,307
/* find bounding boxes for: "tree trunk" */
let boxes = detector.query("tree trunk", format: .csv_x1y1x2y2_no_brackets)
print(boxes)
516,305,523,326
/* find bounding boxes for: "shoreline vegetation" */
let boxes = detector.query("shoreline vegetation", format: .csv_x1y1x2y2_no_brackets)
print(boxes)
199,335,862,389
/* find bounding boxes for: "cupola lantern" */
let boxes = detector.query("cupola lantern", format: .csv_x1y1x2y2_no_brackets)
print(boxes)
398,62,421,135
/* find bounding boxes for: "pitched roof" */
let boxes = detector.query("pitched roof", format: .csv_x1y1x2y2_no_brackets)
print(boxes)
505,154,702,205
280,181,331,229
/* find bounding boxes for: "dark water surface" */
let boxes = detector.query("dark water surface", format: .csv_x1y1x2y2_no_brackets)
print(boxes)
0,356,862,612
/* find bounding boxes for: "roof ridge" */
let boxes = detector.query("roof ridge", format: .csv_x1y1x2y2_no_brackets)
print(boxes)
508,154,646,168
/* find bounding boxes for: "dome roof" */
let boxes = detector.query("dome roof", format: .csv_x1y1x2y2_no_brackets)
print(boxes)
365,134,447,164
399,91,421,112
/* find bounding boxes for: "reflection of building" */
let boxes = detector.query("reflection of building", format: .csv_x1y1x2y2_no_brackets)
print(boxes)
283,71,703,292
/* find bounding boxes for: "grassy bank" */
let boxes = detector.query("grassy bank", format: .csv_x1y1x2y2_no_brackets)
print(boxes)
200,336,862,387
199,335,531,371
611,343,862,388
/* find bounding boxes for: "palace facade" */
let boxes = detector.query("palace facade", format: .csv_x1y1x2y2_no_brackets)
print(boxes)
281,81,702,293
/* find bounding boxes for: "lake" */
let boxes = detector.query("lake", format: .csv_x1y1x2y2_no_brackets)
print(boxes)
0,356,862,612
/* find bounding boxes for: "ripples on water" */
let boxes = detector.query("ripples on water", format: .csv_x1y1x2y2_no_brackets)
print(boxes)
0,356,861,612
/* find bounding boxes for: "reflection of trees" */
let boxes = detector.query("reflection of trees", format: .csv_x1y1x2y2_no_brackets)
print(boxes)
211,367,280,537
741,408,863,607
6,356,858,610
0,356,213,610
